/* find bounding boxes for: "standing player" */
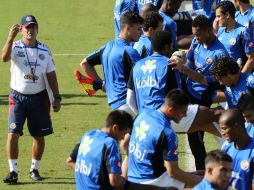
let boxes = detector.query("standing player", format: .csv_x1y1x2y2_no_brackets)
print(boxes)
193,150,232,190
184,15,228,170
159,0,182,50
215,1,254,73
2,15,61,183
238,92,254,137
233,0,254,31
114,0,137,37
76,12,143,113
128,89,202,188
220,109,254,190
75,110,133,190
133,11,163,58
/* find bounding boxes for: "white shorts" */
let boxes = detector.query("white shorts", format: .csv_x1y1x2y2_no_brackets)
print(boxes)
117,103,136,118
171,104,199,133
140,171,185,189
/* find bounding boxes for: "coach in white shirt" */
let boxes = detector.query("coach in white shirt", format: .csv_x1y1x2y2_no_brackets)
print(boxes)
1,15,61,183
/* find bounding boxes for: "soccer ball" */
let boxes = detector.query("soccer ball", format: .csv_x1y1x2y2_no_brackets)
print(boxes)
171,50,186,63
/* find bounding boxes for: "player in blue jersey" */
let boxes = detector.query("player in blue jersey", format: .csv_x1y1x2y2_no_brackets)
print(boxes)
172,56,254,108
193,150,232,190
159,0,182,50
77,12,143,113
114,0,137,37
75,110,133,190
128,89,202,188
136,0,162,15
233,0,254,31
238,92,254,137
133,11,163,58
215,1,254,73
220,109,254,190
184,14,228,170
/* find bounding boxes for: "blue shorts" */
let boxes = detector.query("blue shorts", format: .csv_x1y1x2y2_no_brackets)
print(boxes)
8,90,53,137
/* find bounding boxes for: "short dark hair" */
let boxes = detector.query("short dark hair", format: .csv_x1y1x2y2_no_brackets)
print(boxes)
106,110,133,131
120,12,144,29
140,3,158,19
238,93,254,112
151,30,172,52
192,15,213,30
205,150,232,166
210,57,240,79
215,1,236,18
239,0,250,3
164,89,189,109
143,11,163,31
220,109,245,127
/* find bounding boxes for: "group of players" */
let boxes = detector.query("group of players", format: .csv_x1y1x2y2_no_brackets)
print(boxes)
70,0,254,189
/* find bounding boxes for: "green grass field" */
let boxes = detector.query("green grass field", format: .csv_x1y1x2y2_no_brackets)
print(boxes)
0,1,232,189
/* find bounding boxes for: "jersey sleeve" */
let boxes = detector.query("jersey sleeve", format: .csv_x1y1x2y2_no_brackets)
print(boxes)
86,45,105,66
162,129,178,162
46,48,56,73
127,68,134,90
241,27,254,54
70,142,81,161
106,141,122,174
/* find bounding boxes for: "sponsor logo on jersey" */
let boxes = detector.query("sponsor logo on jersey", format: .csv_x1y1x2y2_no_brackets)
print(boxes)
17,51,25,57
75,159,92,176
136,76,158,89
135,120,150,142
206,57,213,64
78,136,93,157
240,160,249,170
129,141,146,161
141,60,156,74
39,54,45,60
230,38,236,45
138,0,154,6
9,123,16,129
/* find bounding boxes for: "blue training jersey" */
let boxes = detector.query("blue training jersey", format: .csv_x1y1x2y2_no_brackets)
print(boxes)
86,37,141,110
245,122,254,138
217,23,254,68
133,35,153,58
222,138,254,190
75,130,122,190
159,11,178,50
128,53,180,112
136,0,162,15
223,73,254,108
128,109,178,183
235,7,254,31
193,179,217,190
186,38,228,105
114,0,136,37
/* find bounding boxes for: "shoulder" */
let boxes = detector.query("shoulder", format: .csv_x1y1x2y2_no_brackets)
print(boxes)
37,41,51,53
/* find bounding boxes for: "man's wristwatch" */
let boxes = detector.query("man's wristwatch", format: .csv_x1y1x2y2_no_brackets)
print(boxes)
54,94,62,102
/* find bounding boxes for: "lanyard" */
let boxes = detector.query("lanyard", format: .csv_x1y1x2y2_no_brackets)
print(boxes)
23,42,38,82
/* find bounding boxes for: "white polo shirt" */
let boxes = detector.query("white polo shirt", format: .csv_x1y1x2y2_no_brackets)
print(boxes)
10,40,55,94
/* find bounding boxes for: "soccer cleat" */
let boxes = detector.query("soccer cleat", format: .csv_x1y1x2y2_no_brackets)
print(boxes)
74,70,96,96
29,169,43,181
3,171,18,184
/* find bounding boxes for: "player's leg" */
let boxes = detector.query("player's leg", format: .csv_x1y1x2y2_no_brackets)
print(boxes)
27,90,53,181
4,90,27,184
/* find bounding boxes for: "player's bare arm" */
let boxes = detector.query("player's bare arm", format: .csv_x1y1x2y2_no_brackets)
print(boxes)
2,24,20,62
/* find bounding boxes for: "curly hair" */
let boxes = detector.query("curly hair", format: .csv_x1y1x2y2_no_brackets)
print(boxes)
238,92,254,112
210,57,240,79
192,15,212,30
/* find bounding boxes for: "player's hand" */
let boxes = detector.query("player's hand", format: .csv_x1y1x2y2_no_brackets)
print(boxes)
8,24,20,40
168,58,185,72
53,99,61,112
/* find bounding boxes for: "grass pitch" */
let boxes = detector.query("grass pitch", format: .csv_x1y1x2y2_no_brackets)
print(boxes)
0,1,222,189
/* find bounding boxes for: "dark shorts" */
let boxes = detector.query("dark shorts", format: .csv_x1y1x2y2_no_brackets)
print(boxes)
8,90,53,137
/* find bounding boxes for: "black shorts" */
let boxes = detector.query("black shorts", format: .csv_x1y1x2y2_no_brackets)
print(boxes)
8,90,53,137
